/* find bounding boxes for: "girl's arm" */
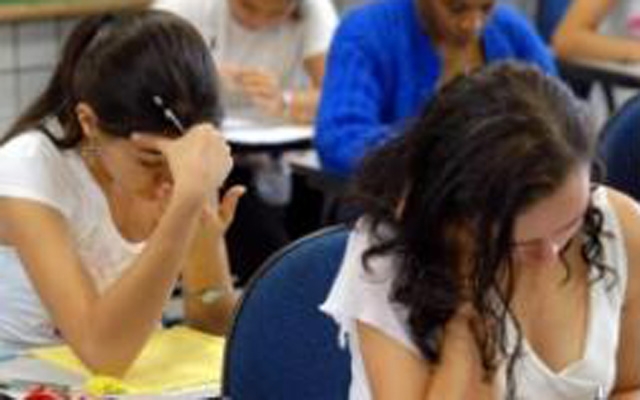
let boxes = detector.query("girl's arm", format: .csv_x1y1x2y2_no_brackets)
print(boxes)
0,124,232,376
182,186,244,335
358,306,498,400
553,0,640,62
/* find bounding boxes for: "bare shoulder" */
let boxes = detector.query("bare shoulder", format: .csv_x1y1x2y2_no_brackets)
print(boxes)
604,187,640,243
603,187,640,299
0,197,69,246
357,320,430,399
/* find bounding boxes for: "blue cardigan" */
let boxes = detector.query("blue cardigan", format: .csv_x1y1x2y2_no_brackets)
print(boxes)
315,0,557,177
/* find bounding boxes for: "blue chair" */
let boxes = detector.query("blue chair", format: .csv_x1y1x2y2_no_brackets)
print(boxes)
599,93,640,201
221,225,351,400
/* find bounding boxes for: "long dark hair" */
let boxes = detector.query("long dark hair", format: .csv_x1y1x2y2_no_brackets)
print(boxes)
3,9,222,147
354,62,610,398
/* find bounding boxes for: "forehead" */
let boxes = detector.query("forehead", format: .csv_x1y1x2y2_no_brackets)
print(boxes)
513,166,591,239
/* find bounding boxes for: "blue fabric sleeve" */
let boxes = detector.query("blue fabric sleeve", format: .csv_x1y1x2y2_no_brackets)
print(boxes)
314,21,391,177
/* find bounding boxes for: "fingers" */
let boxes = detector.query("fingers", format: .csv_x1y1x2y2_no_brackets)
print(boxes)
218,185,246,230
219,64,243,81
184,122,220,136
237,70,279,97
242,82,277,100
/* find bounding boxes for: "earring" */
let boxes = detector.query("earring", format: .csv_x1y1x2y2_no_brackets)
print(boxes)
81,139,100,159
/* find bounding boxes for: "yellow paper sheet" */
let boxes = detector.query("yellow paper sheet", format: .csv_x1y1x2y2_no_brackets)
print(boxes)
30,327,225,394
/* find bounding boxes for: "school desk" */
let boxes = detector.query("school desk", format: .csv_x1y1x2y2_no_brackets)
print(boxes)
0,355,217,399
222,117,313,153
0,327,223,399
558,57,640,112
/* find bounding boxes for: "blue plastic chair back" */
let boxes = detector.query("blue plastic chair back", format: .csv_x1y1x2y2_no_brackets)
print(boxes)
221,225,351,399
599,93,640,201
536,0,570,42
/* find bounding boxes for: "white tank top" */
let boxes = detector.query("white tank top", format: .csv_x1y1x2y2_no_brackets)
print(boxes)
320,187,627,399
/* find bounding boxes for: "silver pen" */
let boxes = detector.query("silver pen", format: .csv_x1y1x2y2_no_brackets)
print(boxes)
152,95,185,132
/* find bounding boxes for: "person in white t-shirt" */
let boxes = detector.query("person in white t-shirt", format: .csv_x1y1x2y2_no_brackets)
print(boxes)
554,0,640,62
154,0,338,124
0,10,243,375
155,0,339,285
321,62,640,399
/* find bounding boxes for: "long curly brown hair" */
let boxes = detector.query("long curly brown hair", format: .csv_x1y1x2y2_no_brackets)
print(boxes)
353,62,613,398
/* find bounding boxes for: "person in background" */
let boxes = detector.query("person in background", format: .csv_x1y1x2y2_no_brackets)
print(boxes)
315,0,556,177
155,0,339,285
321,62,640,399
0,11,242,376
553,0,640,63
154,0,338,124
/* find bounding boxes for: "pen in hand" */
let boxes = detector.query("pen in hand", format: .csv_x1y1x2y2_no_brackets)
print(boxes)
151,94,223,208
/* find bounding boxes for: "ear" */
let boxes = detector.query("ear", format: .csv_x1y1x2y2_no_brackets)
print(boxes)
75,102,100,140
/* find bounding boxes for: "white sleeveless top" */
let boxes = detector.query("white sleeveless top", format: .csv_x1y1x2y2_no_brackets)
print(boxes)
153,0,338,89
320,187,627,399
0,132,144,352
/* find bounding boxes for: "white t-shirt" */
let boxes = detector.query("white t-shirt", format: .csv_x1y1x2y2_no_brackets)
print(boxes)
320,187,628,400
0,132,143,351
153,0,338,89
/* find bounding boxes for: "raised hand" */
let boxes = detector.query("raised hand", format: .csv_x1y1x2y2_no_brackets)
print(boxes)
132,123,233,204
235,68,286,118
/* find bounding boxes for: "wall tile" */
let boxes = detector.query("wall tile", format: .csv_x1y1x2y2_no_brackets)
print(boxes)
17,20,57,69
0,73,16,119
0,24,15,71
17,69,51,110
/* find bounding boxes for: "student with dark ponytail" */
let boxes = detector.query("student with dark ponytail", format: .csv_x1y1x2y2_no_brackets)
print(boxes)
0,10,242,375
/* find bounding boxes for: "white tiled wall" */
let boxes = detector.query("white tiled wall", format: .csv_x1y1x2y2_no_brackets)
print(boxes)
0,18,79,134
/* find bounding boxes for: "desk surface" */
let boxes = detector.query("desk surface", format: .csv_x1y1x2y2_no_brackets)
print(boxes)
223,118,313,152
560,58,640,88
222,118,313,147
0,356,218,399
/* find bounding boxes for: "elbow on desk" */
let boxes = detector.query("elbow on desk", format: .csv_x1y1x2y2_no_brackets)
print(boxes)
70,336,144,378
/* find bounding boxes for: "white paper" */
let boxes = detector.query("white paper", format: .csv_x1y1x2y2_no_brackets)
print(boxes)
222,118,313,146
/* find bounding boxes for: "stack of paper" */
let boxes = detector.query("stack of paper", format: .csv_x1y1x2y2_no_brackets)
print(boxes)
31,327,225,395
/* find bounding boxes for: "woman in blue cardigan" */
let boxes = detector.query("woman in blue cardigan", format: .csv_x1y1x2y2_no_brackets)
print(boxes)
315,0,557,177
